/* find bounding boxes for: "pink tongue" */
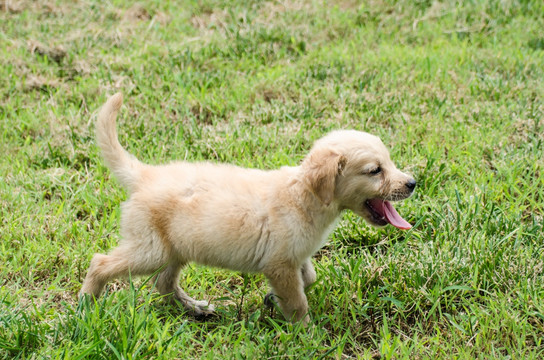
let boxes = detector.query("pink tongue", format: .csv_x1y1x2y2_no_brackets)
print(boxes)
368,199,412,230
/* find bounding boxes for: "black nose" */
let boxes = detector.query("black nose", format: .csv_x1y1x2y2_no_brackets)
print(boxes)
405,179,416,191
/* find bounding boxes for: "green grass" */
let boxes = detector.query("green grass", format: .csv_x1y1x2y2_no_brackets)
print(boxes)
1,0,543,358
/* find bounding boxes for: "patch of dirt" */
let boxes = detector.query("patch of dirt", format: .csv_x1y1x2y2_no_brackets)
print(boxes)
68,59,92,77
259,87,283,103
122,3,170,25
124,3,150,21
1,1,63,15
190,102,215,125
39,1,60,15
256,0,311,24
28,40,67,63
24,74,59,92
190,8,228,32
0,0,24,13
153,11,170,25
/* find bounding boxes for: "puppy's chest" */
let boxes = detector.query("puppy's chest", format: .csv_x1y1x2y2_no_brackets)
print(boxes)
288,216,340,262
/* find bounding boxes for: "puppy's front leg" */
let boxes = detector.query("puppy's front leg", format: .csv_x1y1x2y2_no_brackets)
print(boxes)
265,266,309,324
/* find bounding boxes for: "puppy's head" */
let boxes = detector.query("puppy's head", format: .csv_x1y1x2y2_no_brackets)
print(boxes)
302,130,415,229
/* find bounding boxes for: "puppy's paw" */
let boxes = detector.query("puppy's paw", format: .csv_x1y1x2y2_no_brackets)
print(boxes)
190,300,215,318
263,292,277,308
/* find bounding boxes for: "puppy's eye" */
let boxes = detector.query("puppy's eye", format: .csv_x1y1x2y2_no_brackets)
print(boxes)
369,167,382,175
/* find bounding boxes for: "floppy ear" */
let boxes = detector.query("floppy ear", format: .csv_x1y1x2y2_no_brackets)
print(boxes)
302,147,347,206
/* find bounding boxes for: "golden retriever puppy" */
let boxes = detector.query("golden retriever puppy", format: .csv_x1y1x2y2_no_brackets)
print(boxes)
80,93,416,324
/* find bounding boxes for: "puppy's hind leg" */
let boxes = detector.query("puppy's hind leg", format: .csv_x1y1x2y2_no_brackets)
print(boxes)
155,262,215,317
301,259,316,288
80,252,127,298
80,242,166,298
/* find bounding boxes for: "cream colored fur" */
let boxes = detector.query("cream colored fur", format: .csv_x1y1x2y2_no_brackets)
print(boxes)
80,93,415,324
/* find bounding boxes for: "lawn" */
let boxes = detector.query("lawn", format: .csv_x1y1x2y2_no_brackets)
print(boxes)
1,0,543,358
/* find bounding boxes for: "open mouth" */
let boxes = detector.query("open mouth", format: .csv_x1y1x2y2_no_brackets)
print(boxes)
364,199,412,230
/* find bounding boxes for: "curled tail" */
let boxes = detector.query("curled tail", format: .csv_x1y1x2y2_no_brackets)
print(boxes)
96,93,142,191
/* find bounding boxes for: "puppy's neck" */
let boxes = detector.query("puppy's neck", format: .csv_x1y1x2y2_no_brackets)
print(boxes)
288,174,342,230
278,176,341,262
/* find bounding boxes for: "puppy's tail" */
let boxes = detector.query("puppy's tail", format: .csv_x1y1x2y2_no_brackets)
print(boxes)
95,93,142,191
